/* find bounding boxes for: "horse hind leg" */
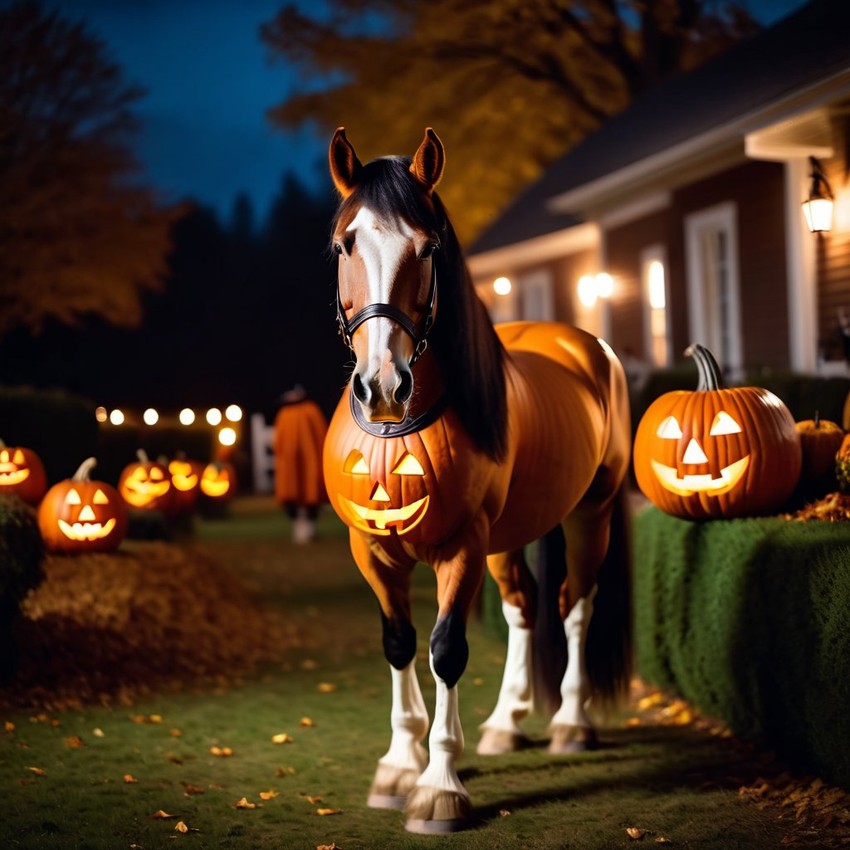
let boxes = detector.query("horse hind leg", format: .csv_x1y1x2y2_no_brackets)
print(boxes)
477,548,537,755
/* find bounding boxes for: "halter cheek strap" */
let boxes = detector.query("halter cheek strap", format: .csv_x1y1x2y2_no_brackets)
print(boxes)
336,255,437,367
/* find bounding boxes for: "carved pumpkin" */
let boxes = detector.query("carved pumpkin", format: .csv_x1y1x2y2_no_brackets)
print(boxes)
0,438,47,506
633,344,801,519
795,413,843,494
323,401,492,544
118,450,175,513
199,461,235,501
38,457,128,553
167,455,203,514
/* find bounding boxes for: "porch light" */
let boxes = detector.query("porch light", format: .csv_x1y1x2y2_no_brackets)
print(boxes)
493,276,512,296
802,156,834,233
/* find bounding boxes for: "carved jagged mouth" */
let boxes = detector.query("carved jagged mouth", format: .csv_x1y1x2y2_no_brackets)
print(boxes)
0,468,29,486
172,475,198,492
651,456,750,497
201,480,230,497
58,518,117,541
338,495,429,536
122,483,170,507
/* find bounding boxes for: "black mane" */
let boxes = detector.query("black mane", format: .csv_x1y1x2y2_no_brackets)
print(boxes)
332,156,508,462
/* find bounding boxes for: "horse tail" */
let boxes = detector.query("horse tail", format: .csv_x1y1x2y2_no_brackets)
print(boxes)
531,484,633,716
586,481,633,708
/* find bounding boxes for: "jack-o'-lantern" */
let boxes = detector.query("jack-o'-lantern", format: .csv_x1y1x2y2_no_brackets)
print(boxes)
167,455,203,513
0,438,47,506
323,398,491,544
199,461,235,501
633,343,801,519
38,457,128,553
119,449,174,513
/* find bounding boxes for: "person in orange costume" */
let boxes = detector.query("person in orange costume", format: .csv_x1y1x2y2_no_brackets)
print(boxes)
273,385,328,543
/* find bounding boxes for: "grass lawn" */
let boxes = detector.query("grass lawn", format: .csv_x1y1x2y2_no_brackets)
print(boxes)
0,496,845,849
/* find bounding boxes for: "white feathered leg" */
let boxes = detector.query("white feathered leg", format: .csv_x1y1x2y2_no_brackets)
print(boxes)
477,600,534,754
405,653,472,833
368,661,429,809
549,585,599,753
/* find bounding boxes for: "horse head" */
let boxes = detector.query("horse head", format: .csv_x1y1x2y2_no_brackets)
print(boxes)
329,127,445,424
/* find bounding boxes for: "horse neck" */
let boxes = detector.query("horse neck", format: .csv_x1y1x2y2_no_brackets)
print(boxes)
408,347,447,417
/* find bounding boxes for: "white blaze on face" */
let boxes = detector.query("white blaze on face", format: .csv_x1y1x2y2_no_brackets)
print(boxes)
346,206,414,370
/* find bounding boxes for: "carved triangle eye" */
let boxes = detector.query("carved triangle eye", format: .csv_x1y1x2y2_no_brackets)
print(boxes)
657,416,683,439
66,488,82,505
344,450,370,474
392,453,425,476
709,411,742,435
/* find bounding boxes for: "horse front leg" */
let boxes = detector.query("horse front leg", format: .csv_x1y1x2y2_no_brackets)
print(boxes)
348,532,429,808
405,536,487,834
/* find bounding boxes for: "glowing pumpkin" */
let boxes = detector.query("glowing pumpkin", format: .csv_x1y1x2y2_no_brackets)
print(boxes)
0,438,47,506
633,343,801,519
199,461,235,501
167,455,203,514
37,457,128,553
323,401,492,544
118,450,174,512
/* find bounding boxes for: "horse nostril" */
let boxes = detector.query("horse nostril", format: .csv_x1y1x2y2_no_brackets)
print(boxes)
352,372,368,404
395,369,413,404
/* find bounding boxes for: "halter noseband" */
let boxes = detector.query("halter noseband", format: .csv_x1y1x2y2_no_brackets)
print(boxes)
336,253,438,367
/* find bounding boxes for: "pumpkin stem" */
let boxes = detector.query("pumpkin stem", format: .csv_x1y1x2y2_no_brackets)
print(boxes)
685,343,724,391
136,449,149,463
73,457,97,482
0,438,5,448
815,410,821,428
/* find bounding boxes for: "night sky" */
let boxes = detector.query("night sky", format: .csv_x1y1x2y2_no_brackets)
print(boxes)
46,0,809,222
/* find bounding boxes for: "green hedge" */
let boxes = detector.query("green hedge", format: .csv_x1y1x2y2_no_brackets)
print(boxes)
634,506,850,789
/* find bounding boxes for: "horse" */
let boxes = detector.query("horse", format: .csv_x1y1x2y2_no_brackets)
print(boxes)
322,127,632,834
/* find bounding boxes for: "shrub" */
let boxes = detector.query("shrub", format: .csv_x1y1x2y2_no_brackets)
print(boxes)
0,494,45,681
633,506,850,789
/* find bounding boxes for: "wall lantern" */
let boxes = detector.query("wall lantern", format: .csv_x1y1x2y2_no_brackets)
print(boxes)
493,276,512,296
802,156,834,233
577,273,615,308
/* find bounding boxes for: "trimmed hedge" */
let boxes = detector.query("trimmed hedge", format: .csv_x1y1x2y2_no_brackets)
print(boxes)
633,506,850,789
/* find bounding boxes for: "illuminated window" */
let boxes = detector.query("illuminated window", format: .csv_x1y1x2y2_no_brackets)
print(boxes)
641,246,669,367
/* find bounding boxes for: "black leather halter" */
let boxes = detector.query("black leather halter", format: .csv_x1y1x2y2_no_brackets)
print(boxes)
336,253,438,368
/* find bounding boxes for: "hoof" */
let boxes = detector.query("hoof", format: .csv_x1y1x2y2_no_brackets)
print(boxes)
476,727,529,755
405,786,473,834
367,763,421,810
548,724,598,754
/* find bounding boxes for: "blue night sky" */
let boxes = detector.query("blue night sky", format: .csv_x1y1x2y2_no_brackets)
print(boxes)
47,0,810,223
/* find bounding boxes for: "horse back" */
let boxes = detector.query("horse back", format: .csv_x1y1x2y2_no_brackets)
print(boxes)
488,321,631,553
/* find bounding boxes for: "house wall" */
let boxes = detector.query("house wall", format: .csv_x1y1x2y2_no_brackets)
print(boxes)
673,160,789,371
602,160,789,372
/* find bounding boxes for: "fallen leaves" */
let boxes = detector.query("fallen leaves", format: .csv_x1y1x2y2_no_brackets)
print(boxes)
272,732,294,744
209,746,233,757
317,682,337,693
315,808,343,816
123,774,138,784
150,809,178,819
25,766,46,776
259,789,279,800
63,735,84,749
234,797,257,809
299,717,316,728
626,827,672,843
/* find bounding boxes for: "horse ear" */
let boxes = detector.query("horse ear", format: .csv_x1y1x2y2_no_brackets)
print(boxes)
329,127,362,198
410,128,445,194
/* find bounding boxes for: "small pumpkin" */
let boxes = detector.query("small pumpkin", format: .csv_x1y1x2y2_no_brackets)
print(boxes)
38,457,128,553
199,461,236,501
836,434,850,494
0,438,48,506
118,449,175,513
795,412,843,493
633,343,802,519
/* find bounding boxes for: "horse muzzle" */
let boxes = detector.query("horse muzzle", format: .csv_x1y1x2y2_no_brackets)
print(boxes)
351,362,414,423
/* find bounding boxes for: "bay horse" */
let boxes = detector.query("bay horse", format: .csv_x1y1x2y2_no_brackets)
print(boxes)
322,127,632,834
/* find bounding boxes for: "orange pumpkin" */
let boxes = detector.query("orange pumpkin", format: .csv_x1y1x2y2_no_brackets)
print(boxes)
38,457,128,553
199,461,235,501
323,403,491,544
0,438,47,506
633,344,801,519
118,450,175,513
795,412,843,493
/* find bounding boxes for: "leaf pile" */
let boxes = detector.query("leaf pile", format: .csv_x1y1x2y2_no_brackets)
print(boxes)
782,491,850,522
0,541,295,711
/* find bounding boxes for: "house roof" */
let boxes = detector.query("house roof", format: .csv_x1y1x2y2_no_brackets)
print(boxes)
469,0,850,257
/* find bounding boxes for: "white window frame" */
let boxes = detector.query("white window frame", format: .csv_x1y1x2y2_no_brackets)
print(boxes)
684,202,743,377
518,269,555,322
640,244,670,367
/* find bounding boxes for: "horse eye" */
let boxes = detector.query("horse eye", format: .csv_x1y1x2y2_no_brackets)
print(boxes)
419,242,438,260
333,243,343,255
